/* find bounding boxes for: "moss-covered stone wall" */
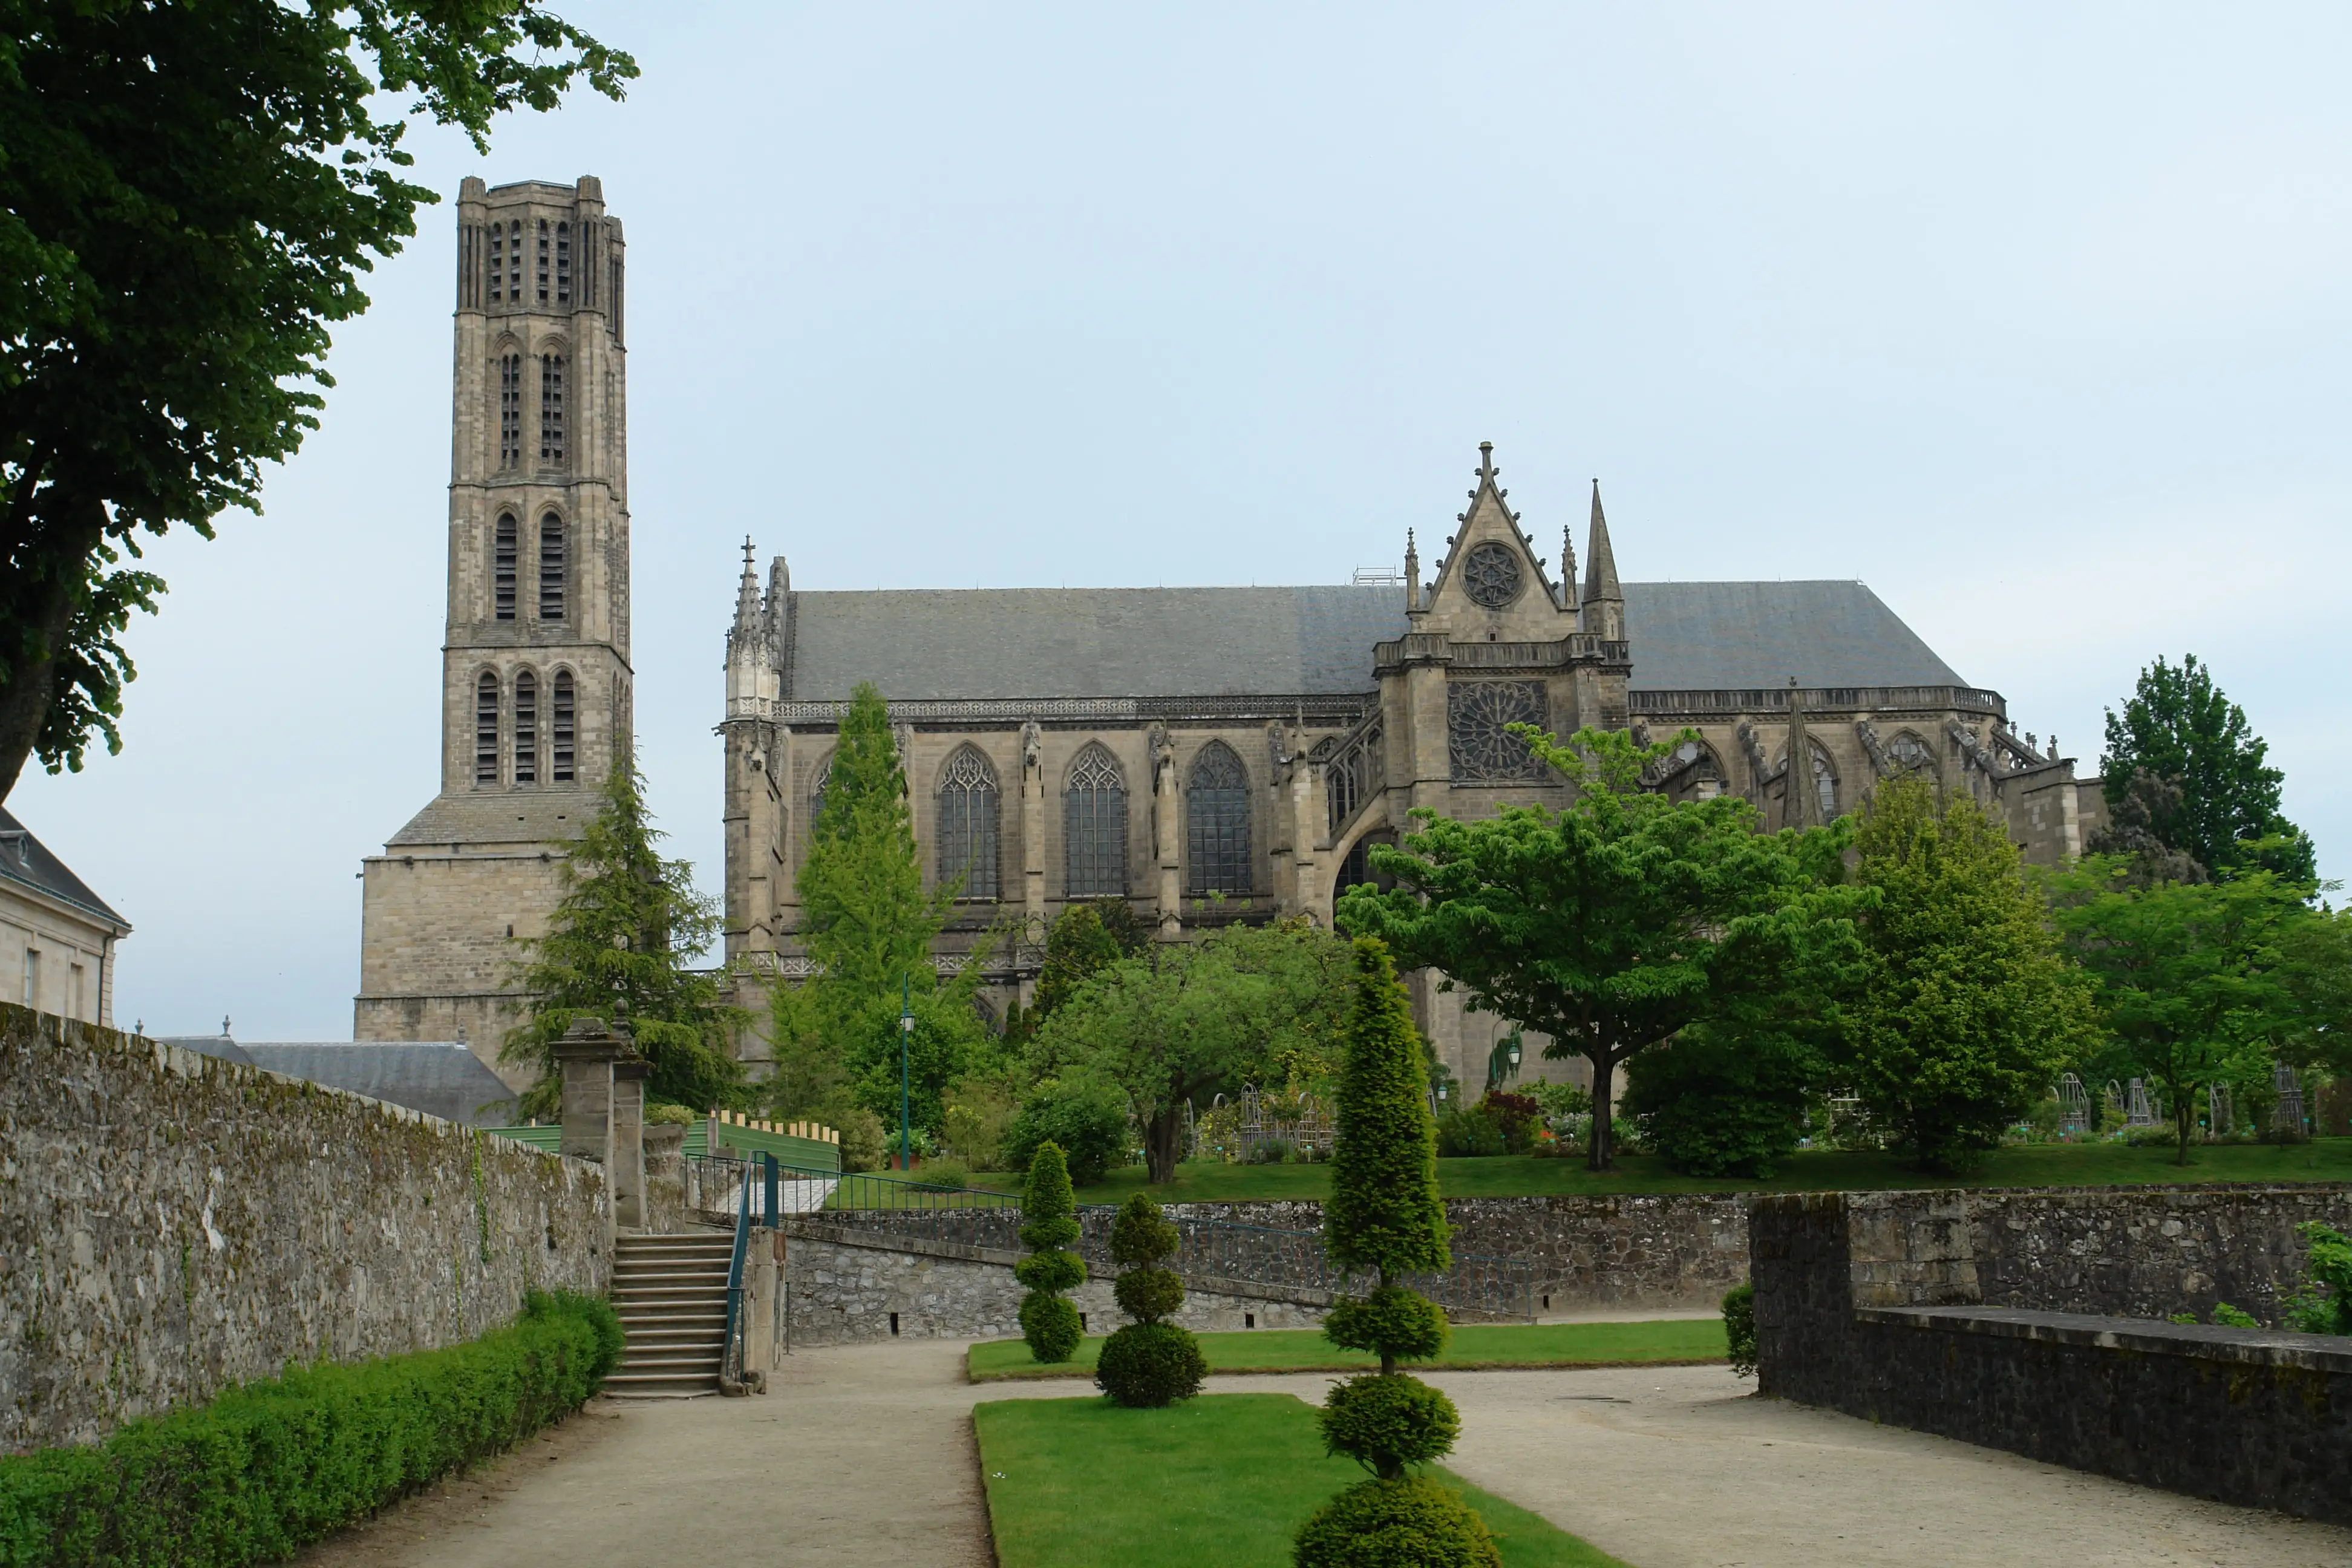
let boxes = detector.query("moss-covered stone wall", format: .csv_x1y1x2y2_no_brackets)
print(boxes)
0,1005,609,1454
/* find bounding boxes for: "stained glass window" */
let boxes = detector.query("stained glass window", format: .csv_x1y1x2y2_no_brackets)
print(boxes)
1462,541,1523,607
938,746,1001,901
1187,742,1252,895
1448,682,1548,782
1064,744,1128,897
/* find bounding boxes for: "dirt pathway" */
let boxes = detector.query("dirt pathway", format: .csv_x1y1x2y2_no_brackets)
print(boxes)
300,1346,2351,1568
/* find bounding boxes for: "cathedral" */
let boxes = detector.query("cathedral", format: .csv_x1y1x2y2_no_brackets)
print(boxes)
357,175,2108,1096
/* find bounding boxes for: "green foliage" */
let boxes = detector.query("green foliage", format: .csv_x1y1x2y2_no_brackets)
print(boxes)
2210,1302,2259,1329
2048,860,2305,1163
0,0,633,797
1001,1076,1131,1186
1621,1023,1817,1178
1290,1475,1507,1568
1095,1321,1209,1408
1109,1191,1180,1269
1031,917,1353,1181
834,1106,887,1172
1316,1374,1463,1478
2101,654,2314,883
1326,939,1449,1289
1323,1285,1448,1365
0,1290,617,1567
1341,725,1864,1171
1722,1282,1757,1376
644,1102,696,1126
1034,902,1135,1021
2283,1222,2352,1334
1433,1108,1506,1158
1846,778,2093,1173
1018,1142,1084,1362
1112,1264,1186,1323
942,1070,1022,1170
503,757,744,1116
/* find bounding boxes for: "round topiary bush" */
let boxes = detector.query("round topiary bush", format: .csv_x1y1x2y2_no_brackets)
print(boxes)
1322,1284,1448,1364
1292,1477,1500,1568
1112,1264,1184,1322
1019,1292,1083,1363
1094,1320,1208,1407
1317,1373,1461,1475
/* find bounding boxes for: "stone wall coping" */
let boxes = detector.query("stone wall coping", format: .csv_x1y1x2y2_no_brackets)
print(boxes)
1858,1305,2352,1374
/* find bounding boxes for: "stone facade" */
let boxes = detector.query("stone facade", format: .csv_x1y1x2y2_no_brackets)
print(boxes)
0,808,128,1029
356,175,633,1085
0,1004,610,1454
719,446,2106,1090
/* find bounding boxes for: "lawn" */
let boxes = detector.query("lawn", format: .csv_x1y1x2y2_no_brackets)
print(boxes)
975,1392,1630,1568
969,1318,1726,1382
952,1137,2352,1204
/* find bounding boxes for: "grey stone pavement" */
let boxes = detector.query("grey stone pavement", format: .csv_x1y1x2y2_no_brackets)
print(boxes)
298,1340,2352,1568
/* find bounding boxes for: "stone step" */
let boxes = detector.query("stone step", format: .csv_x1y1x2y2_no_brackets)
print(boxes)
619,1350,723,1371
604,1371,720,1397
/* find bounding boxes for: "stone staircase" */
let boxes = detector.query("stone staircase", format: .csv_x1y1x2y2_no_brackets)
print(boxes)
606,1230,734,1397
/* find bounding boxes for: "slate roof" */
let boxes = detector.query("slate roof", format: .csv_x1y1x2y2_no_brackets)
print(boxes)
155,1034,254,1066
386,788,598,849
0,808,129,932
781,580,1968,700
240,1041,521,1127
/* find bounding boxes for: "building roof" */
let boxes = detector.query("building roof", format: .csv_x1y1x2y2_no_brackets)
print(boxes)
780,580,1967,701
0,808,129,932
155,1033,254,1066
239,1041,520,1127
385,788,598,849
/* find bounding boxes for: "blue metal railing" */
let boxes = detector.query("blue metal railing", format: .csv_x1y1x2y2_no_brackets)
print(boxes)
719,1160,753,1386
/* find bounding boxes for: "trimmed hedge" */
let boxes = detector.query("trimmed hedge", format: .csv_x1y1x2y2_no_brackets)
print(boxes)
0,1289,622,1568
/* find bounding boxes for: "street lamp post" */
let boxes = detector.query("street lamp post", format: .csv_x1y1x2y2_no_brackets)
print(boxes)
898,972,914,1171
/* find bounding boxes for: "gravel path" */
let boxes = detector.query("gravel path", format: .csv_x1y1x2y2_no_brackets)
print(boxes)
296,1345,2352,1568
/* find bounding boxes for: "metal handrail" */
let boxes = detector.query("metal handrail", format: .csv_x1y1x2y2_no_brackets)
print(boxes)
720,1163,751,1387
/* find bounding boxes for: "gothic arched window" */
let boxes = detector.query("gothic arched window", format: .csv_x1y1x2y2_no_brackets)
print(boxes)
1671,739,1725,802
1887,731,1936,777
552,671,575,782
538,514,566,620
538,353,566,465
1807,742,1838,819
514,671,538,783
809,756,834,829
494,514,518,621
1063,744,1128,898
497,354,522,469
1187,742,1252,896
474,672,500,785
937,746,1001,901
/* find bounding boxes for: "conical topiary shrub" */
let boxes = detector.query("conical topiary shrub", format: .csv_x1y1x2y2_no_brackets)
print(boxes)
1016,1140,1085,1362
1295,937,1495,1568
1095,1191,1207,1406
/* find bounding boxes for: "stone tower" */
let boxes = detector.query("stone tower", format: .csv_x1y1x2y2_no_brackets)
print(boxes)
354,175,633,1082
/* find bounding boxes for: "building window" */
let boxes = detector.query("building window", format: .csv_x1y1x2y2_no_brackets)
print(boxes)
505,220,521,301
539,354,565,465
552,671,575,782
1448,681,1548,783
556,221,571,304
475,673,500,784
494,514,518,620
936,746,1001,901
539,514,566,620
1186,742,1252,896
514,671,538,783
1888,731,1937,777
498,354,522,469
21,948,36,1008
1063,744,1128,897
1808,743,1839,820
488,224,504,304
70,962,84,1021
536,219,550,304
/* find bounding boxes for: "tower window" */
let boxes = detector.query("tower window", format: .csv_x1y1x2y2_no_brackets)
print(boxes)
540,354,566,465
475,673,500,784
488,226,503,304
1063,744,1128,897
514,671,537,784
552,671,575,782
536,220,549,304
539,514,566,620
506,220,521,302
497,354,522,469
556,222,571,304
936,747,1001,901
494,514,517,621
1187,742,1253,896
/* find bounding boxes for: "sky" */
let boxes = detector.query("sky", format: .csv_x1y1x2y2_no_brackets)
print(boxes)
17,3,2351,1039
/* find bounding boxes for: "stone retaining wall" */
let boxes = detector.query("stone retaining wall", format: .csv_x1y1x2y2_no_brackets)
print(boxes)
0,1006,609,1453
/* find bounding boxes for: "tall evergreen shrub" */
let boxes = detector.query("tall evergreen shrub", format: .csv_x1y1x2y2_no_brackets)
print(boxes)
1295,938,1497,1567
1094,1193,1207,1406
1015,1141,1084,1362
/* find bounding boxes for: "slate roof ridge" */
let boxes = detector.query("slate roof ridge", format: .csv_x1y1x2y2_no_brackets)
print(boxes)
0,807,129,931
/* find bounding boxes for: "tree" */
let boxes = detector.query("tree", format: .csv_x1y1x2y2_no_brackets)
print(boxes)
1030,918,1353,1183
503,756,742,1116
2048,861,2301,1163
774,682,999,1143
1014,1142,1084,1363
1094,1193,1206,1406
0,1,635,799
1341,726,1861,1171
1295,937,1496,1568
1031,900,1145,1023
2100,655,2314,883
1844,777,2093,1172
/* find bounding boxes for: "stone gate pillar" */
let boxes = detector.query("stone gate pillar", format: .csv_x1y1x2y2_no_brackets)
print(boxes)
612,1057,648,1231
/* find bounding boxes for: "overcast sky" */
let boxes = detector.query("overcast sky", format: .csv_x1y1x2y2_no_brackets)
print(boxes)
19,4,2351,1039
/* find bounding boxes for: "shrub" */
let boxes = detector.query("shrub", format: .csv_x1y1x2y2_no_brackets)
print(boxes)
1094,1321,1207,1407
1324,1285,1447,1365
835,1106,888,1172
2284,1222,2352,1334
1317,1373,1461,1474
1432,1108,1504,1158
1622,1028,1811,1178
645,1101,697,1126
1016,1142,1086,1362
1001,1076,1130,1186
1475,1092,1541,1154
0,1290,618,1568
912,1159,972,1191
1292,1477,1500,1568
942,1070,1021,1170
1722,1282,1756,1376
2210,1302,2260,1328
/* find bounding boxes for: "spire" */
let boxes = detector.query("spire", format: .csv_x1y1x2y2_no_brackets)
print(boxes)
1582,480,1624,639
731,536,761,632
1559,518,1579,618
1403,528,1422,615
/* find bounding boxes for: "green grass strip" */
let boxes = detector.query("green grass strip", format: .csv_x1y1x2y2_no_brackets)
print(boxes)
975,1391,1630,1567
969,1318,1725,1382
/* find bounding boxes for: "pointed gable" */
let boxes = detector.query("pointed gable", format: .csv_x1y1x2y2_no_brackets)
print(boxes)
1420,442,1574,635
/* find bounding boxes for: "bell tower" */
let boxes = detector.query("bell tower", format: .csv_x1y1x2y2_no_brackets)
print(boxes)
354,175,634,1078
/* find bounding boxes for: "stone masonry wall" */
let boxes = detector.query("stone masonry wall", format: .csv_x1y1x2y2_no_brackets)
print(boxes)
0,1007,610,1454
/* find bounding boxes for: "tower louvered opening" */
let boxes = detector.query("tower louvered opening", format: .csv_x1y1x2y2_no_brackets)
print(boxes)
535,220,550,305
498,354,521,469
552,671,575,782
555,221,572,304
538,514,565,620
539,354,565,465
475,673,500,784
1063,745,1128,897
936,747,1001,901
514,672,538,783
494,514,518,621
1186,742,1252,895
